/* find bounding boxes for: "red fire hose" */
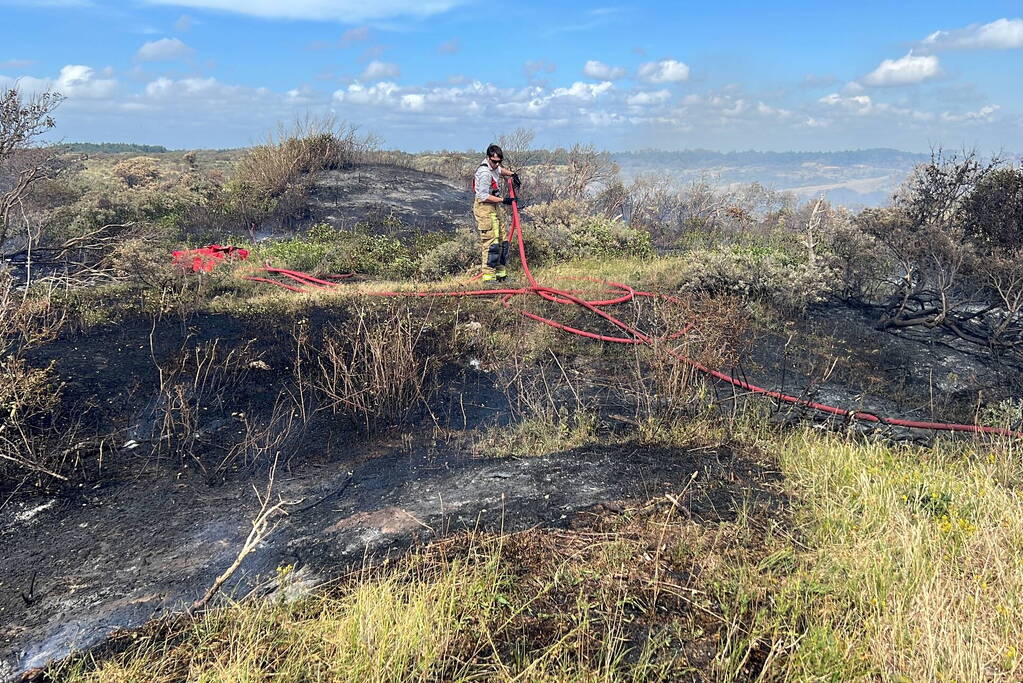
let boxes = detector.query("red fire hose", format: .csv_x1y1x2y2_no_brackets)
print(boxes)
246,179,1021,439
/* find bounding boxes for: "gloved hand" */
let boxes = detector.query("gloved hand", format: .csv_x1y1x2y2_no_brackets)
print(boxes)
511,172,521,186
502,196,518,205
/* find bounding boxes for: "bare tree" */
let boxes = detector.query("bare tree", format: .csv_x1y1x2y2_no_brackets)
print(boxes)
0,86,64,250
497,126,539,168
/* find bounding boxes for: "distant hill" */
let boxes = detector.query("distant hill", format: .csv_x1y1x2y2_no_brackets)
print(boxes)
614,148,930,166
612,148,933,208
57,142,171,154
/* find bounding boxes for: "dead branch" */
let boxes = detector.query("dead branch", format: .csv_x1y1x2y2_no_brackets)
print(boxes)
187,454,297,616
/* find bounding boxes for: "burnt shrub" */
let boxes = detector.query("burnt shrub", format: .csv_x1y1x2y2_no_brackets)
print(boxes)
961,166,1023,252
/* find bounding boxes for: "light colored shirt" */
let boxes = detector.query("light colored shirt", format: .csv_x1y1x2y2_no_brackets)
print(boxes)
474,160,501,202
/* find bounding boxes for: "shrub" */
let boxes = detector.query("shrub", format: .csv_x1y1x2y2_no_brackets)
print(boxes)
524,199,654,261
961,166,1023,252
258,224,417,279
1,268,69,483
0,355,60,429
823,215,888,302
525,198,586,233
568,215,653,259
418,231,476,280
675,247,835,312
111,156,162,188
313,303,442,431
977,397,1023,430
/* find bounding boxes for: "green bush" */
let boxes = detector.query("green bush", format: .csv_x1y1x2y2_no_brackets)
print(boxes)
524,199,654,261
44,182,182,241
822,218,887,302
568,215,654,259
675,247,835,312
961,166,1023,252
257,224,417,279
418,231,477,280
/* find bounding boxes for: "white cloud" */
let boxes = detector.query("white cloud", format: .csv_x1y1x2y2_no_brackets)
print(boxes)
626,89,670,106
940,104,1000,122
174,14,194,31
400,93,425,110
333,81,400,106
816,91,942,123
141,0,469,22
583,60,626,80
145,76,216,97
142,75,274,106
330,77,614,122
1,53,1010,152
636,59,689,83
819,92,875,114
0,75,52,96
136,37,194,61
55,64,118,98
551,80,613,100
756,101,792,118
922,18,1023,51
360,60,400,81
285,85,317,104
860,52,940,87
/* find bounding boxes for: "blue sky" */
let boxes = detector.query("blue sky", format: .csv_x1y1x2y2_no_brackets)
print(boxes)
1,0,1021,152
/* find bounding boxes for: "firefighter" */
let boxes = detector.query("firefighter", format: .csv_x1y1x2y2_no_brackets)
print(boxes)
472,144,518,282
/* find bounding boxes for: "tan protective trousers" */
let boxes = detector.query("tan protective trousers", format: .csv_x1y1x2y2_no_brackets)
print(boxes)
472,200,508,277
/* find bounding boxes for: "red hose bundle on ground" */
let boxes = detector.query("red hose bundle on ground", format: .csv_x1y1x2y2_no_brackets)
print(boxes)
172,244,250,272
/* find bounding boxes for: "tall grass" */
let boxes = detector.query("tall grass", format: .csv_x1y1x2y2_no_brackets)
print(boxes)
722,427,1023,680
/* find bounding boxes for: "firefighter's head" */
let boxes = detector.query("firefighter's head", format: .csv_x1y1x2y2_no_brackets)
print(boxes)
486,144,504,167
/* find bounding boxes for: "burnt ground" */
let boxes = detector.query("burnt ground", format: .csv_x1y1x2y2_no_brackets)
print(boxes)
2,292,1022,680
734,302,1023,440
298,163,472,234
0,435,774,678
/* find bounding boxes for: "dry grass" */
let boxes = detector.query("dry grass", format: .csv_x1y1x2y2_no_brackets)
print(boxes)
758,429,1023,679
54,487,772,682
310,300,444,432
